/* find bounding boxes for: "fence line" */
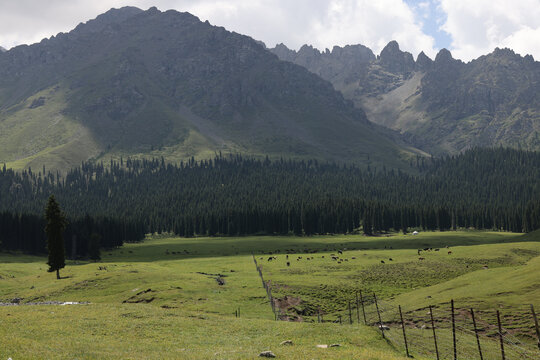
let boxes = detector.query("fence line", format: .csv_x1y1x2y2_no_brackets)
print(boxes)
264,281,540,360
251,254,279,320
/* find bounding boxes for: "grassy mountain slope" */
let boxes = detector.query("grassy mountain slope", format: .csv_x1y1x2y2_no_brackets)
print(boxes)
0,7,422,171
271,42,540,155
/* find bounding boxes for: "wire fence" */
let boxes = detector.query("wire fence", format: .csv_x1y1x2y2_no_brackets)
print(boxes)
331,293,540,359
253,257,540,359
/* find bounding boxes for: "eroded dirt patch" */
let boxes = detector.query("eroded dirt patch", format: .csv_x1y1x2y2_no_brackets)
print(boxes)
123,288,155,303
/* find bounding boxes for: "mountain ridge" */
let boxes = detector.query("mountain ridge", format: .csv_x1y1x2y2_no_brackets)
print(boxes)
270,42,540,155
0,7,422,171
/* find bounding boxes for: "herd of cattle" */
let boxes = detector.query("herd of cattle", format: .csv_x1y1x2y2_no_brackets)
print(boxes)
259,245,453,266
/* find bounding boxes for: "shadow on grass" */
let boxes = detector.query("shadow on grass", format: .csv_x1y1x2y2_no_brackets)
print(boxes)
96,231,539,263
2,231,538,264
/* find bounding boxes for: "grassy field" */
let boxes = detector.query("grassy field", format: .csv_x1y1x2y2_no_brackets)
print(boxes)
0,230,539,359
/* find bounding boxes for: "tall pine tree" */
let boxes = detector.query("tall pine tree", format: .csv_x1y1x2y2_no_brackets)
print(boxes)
45,195,67,279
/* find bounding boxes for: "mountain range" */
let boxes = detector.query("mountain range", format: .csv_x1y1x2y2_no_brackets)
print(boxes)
271,41,540,155
0,7,421,171
0,6,538,172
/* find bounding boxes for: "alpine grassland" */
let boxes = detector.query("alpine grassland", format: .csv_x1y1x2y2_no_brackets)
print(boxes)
1,230,539,359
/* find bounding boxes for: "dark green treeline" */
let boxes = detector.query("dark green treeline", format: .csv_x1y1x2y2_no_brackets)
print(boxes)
1,147,540,254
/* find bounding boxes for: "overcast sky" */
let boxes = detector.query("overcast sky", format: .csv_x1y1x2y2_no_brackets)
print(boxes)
1,0,539,61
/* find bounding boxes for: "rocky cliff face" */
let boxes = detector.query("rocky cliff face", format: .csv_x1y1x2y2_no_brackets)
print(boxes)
271,42,540,155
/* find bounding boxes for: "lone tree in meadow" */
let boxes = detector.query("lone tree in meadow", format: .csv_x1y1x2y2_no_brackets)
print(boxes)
45,195,67,279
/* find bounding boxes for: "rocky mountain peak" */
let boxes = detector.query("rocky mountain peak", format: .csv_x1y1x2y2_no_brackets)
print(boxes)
295,44,323,66
298,44,320,56
331,44,375,63
415,51,433,71
271,43,296,62
485,47,528,65
72,6,144,35
379,40,415,73
492,47,516,57
434,48,455,63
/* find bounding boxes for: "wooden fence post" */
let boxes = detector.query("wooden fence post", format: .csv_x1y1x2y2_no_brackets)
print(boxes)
497,310,506,360
359,290,367,325
349,301,353,324
356,291,360,324
531,304,540,350
451,299,457,360
374,293,385,339
470,308,483,360
430,305,440,360
399,305,410,358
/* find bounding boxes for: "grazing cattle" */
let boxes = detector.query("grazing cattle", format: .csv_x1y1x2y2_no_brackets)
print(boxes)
268,257,273,261
331,256,339,261
286,262,290,267
423,247,429,251
307,258,311,261
286,255,289,259
417,249,422,255
419,257,425,260
448,251,452,255
338,250,343,255
389,258,393,261
435,248,440,251
322,256,325,258
380,260,385,264
351,257,356,259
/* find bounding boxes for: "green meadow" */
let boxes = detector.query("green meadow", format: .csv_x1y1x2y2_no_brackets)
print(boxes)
1,230,539,359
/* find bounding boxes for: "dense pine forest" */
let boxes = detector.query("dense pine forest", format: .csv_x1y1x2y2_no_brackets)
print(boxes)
1,147,540,256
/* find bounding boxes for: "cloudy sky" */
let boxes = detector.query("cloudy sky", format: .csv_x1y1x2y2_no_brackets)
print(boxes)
1,0,539,61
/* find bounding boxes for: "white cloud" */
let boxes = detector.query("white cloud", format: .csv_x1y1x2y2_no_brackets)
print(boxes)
4,0,538,62
0,0,437,58
182,0,438,57
439,0,540,61
301,0,437,57
0,0,117,48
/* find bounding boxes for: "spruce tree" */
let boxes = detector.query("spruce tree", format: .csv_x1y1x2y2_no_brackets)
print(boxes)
45,195,67,279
